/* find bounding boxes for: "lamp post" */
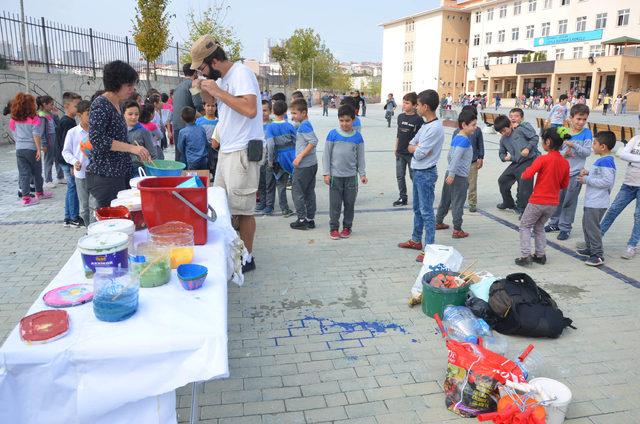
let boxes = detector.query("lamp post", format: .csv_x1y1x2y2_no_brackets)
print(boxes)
20,0,31,93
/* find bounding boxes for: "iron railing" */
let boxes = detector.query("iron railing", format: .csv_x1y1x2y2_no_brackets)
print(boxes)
0,11,189,78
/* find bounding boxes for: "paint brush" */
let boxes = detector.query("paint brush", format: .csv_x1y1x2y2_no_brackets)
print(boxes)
133,140,158,167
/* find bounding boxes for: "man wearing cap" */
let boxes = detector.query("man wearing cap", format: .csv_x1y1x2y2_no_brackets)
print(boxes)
191,35,263,273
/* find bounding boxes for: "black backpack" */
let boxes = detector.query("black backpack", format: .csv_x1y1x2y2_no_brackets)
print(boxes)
488,273,575,338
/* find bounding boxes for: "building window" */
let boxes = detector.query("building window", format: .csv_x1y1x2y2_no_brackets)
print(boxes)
475,11,481,23
514,1,522,15
617,9,630,26
473,34,480,46
498,30,505,43
485,32,492,44
472,57,478,68
576,16,586,32
555,48,565,60
558,19,567,34
541,22,550,36
573,46,583,58
405,21,414,32
526,25,535,39
589,45,605,57
544,0,552,8
512,27,520,41
561,0,570,5
497,57,503,65
499,6,507,18
484,56,490,66
615,45,625,55
595,13,607,29
528,0,537,12
510,54,518,63
487,8,494,20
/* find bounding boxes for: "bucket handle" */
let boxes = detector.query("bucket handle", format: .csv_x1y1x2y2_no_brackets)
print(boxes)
171,191,217,223
138,167,147,177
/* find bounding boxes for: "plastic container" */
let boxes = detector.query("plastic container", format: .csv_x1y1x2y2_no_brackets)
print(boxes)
96,205,130,221
138,176,209,245
529,377,572,424
513,349,544,380
177,264,208,290
421,271,470,318
78,232,129,278
92,267,139,322
442,305,492,343
130,242,171,288
144,159,186,176
88,219,136,250
149,221,195,268
111,197,145,230
482,335,509,356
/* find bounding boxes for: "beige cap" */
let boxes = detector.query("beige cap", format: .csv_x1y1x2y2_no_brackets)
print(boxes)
190,35,220,70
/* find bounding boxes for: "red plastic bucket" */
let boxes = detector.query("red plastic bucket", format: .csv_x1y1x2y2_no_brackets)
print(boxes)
96,206,130,221
138,176,211,245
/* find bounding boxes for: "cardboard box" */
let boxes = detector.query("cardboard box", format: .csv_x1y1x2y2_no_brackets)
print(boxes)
182,170,211,187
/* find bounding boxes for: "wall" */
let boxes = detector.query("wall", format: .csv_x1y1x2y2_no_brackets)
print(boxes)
381,22,406,98
438,10,471,97
412,13,443,92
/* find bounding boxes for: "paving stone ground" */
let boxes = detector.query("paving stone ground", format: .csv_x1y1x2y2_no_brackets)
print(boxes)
1,104,639,423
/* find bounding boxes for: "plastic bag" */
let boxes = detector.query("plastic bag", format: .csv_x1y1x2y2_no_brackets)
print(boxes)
444,340,526,418
410,245,463,305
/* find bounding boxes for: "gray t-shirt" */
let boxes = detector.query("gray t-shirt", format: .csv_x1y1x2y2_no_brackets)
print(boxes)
295,120,318,168
171,79,203,131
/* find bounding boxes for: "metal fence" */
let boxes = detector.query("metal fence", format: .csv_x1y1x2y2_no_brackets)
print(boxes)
0,11,189,78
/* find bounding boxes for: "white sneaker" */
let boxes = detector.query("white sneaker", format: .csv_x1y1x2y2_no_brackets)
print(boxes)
621,246,636,260
43,181,57,189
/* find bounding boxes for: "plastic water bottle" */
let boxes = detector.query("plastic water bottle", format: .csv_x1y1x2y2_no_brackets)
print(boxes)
482,335,509,356
512,346,543,380
442,306,491,343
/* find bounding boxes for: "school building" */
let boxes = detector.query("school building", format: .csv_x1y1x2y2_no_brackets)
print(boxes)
381,0,640,110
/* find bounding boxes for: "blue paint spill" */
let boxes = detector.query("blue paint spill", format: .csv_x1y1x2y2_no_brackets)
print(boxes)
411,339,417,343
301,316,407,335
346,356,359,361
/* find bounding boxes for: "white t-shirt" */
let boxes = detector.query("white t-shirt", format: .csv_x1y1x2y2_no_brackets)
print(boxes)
216,62,264,153
61,125,90,179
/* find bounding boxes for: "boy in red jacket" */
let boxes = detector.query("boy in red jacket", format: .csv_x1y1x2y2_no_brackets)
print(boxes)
516,127,571,266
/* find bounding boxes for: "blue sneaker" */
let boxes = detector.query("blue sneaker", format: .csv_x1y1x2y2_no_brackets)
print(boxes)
557,231,570,241
262,207,274,216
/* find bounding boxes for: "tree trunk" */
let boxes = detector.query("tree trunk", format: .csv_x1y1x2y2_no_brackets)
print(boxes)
146,60,151,88
153,61,157,81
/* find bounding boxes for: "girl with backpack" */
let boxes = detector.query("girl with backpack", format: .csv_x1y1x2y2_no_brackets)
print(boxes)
515,127,571,266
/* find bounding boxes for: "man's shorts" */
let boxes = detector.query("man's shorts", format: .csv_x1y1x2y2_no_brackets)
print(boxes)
214,148,259,216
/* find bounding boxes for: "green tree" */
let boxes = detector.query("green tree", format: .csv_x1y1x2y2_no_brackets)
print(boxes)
132,0,172,84
181,2,242,64
286,28,321,88
270,44,292,88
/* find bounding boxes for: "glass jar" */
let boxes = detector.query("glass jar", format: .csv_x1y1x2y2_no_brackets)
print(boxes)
130,242,171,288
93,267,139,322
148,221,195,269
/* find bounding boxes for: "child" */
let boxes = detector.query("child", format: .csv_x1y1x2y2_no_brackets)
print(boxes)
264,100,296,217
139,103,164,160
256,99,271,213
393,92,423,207
37,95,63,187
457,105,484,213
384,94,397,128
576,131,616,267
435,109,476,238
124,100,157,177
397,89,445,262
62,100,92,226
495,109,540,214
602,94,611,115
546,94,568,129
289,98,319,230
195,100,219,180
340,97,362,132
177,106,209,170
57,92,82,227
600,134,640,260
544,104,593,240
515,128,570,266
9,93,52,206
323,104,367,239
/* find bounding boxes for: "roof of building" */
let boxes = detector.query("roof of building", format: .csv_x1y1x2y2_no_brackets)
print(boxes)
602,36,640,46
380,7,468,27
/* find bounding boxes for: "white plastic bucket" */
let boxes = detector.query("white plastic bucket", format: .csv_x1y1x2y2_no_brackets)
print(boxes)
530,377,572,424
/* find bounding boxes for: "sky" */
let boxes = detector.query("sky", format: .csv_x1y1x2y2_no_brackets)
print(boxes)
7,0,441,62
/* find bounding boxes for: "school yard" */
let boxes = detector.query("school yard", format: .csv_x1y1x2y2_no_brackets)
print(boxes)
0,105,639,423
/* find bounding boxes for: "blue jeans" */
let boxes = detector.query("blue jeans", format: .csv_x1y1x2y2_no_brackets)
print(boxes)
411,167,438,246
62,164,79,220
600,184,640,248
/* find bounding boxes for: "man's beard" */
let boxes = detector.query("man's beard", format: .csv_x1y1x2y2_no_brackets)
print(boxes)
207,68,222,80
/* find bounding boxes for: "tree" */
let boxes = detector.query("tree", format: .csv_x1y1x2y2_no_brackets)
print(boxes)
132,0,172,84
181,2,242,64
286,28,321,88
270,44,292,88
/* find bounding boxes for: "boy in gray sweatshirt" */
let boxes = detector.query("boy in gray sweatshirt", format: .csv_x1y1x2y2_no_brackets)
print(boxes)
545,104,592,240
576,131,616,266
435,109,476,237
323,104,367,239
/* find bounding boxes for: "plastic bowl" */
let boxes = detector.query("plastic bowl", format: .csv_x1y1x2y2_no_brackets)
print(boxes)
144,160,186,176
177,264,208,290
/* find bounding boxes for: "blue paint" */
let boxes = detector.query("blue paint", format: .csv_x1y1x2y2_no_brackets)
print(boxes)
301,316,407,335
411,339,417,343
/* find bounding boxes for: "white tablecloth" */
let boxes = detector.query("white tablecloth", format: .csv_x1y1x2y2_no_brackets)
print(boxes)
0,187,235,424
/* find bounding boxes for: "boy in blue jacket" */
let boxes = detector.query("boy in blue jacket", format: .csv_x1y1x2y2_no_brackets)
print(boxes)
177,106,208,170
